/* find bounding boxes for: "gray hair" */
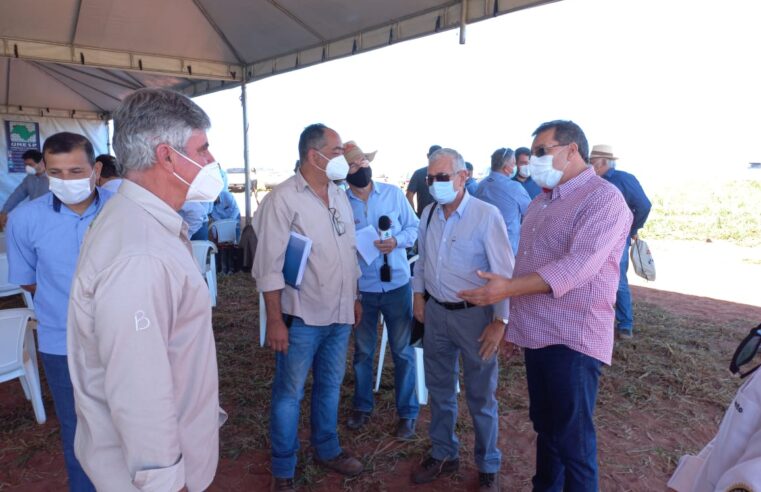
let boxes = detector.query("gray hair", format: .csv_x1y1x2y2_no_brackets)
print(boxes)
112,88,211,174
429,148,465,173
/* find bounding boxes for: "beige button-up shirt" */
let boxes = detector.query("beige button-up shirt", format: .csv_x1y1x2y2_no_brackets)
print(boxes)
67,179,224,492
252,170,359,326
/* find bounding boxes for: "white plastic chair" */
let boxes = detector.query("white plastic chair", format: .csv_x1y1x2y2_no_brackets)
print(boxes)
210,219,239,245
0,253,35,310
191,240,218,307
0,308,46,424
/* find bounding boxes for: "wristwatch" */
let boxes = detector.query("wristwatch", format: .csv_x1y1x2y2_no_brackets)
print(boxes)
494,317,509,325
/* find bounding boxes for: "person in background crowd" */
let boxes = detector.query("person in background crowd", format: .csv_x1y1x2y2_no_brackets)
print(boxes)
210,189,241,275
512,146,542,199
459,120,632,492
95,154,122,193
411,148,513,492
6,132,111,492
68,88,226,491
464,161,479,195
406,144,442,217
475,147,531,255
0,149,49,228
590,144,652,339
343,140,420,439
253,123,363,491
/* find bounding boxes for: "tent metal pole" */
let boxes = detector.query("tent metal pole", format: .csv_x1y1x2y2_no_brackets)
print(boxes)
460,0,468,45
241,75,252,225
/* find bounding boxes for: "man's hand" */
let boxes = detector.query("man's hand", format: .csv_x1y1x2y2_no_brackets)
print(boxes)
353,300,363,329
0,212,8,230
373,237,397,255
478,321,506,360
458,271,512,306
266,318,289,354
413,293,426,323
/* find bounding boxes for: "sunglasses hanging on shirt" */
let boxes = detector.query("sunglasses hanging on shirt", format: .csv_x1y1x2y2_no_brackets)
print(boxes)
729,322,761,378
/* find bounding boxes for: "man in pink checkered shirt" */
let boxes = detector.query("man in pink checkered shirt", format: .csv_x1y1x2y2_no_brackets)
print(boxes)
460,120,632,491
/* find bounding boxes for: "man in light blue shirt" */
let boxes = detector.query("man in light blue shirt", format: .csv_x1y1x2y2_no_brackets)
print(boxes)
343,141,420,439
410,148,514,491
6,132,112,492
475,147,531,255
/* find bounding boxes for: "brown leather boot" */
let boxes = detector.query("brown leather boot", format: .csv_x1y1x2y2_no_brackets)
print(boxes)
270,477,295,491
411,456,459,484
314,451,363,477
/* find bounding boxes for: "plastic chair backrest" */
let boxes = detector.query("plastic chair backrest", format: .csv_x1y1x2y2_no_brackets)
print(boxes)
191,241,212,274
0,253,19,292
0,308,34,375
211,219,238,244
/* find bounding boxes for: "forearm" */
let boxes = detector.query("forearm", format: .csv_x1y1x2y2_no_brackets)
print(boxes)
507,273,551,297
263,290,284,321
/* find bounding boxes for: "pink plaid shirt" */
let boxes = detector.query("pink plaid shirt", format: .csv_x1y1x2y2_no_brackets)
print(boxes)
507,167,632,365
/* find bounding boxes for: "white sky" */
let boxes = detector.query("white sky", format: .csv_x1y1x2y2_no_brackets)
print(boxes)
194,0,761,191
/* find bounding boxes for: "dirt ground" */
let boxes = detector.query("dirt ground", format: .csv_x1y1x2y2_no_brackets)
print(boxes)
1,239,759,491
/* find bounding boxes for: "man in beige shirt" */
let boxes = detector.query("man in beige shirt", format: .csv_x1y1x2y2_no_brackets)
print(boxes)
67,88,225,491
253,123,363,491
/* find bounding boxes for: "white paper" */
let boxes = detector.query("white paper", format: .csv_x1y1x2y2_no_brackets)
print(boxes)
355,225,380,265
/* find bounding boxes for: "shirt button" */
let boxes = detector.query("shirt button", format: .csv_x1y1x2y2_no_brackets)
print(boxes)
524,251,527,255
532,228,536,232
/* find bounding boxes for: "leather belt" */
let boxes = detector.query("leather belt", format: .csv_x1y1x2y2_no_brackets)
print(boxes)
430,295,476,311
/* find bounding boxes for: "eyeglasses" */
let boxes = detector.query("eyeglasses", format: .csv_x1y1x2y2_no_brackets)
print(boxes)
328,207,346,236
532,143,569,158
425,172,454,186
730,323,761,378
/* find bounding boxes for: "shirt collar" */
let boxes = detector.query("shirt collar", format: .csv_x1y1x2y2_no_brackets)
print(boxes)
294,168,342,199
551,167,596,200
118,179,185,237
346,181,379,201
437,190,471,219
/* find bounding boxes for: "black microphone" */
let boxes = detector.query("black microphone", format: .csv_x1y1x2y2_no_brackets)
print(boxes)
378,215,392,282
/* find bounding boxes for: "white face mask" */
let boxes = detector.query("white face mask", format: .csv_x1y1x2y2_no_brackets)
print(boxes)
429,181,458,205
315,151,350,181
508,165,518,179
170,147,224,202
48,171,95,205
518,165,530,178
25,165,37,175
528,154,565,189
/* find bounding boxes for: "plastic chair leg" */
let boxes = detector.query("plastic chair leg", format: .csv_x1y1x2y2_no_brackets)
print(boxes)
259,292,266,347
23,328,46,424
414,347,427,405
374,319,388,393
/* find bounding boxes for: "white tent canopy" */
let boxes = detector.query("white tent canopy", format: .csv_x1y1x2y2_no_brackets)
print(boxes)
1,0,558,218
1,0,556,117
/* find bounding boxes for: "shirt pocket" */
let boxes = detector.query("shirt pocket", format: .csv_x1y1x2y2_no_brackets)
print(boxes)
449,238,486,271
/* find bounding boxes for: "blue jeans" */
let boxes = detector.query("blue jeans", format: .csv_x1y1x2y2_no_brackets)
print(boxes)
524,345,602,492
270,319,351,479
39,353,95,492
352,284,418,419
616,237,633,332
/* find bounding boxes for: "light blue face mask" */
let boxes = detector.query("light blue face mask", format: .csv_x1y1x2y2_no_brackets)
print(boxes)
429,181,457,205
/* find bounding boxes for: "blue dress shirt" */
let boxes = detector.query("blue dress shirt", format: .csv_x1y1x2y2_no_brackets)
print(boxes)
5,188,113,355
513,175,542,199
411,193,514,319
348,181,419,293
475,171,531,255
465,177,479,196
602,168,652,236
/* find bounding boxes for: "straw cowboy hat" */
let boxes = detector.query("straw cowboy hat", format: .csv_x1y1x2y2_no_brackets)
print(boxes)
343,140,377,163
589,144,618,160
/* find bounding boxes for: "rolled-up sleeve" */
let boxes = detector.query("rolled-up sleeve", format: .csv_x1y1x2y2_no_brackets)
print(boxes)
484,210,514,319
251,192,292,292
93,256,186,491
537,189,632,298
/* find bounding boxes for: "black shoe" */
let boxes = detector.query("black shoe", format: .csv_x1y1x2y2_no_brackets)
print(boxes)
394,418,416,439
479,472,499,491
346,410,371,430
271,477,295,491
411,456,459,484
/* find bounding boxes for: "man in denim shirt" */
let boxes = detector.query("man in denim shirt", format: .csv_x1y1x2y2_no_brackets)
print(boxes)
590,144,652,338
344,140,420,439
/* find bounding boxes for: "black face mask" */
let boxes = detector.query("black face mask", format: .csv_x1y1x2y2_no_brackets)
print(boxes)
346,166,372,188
